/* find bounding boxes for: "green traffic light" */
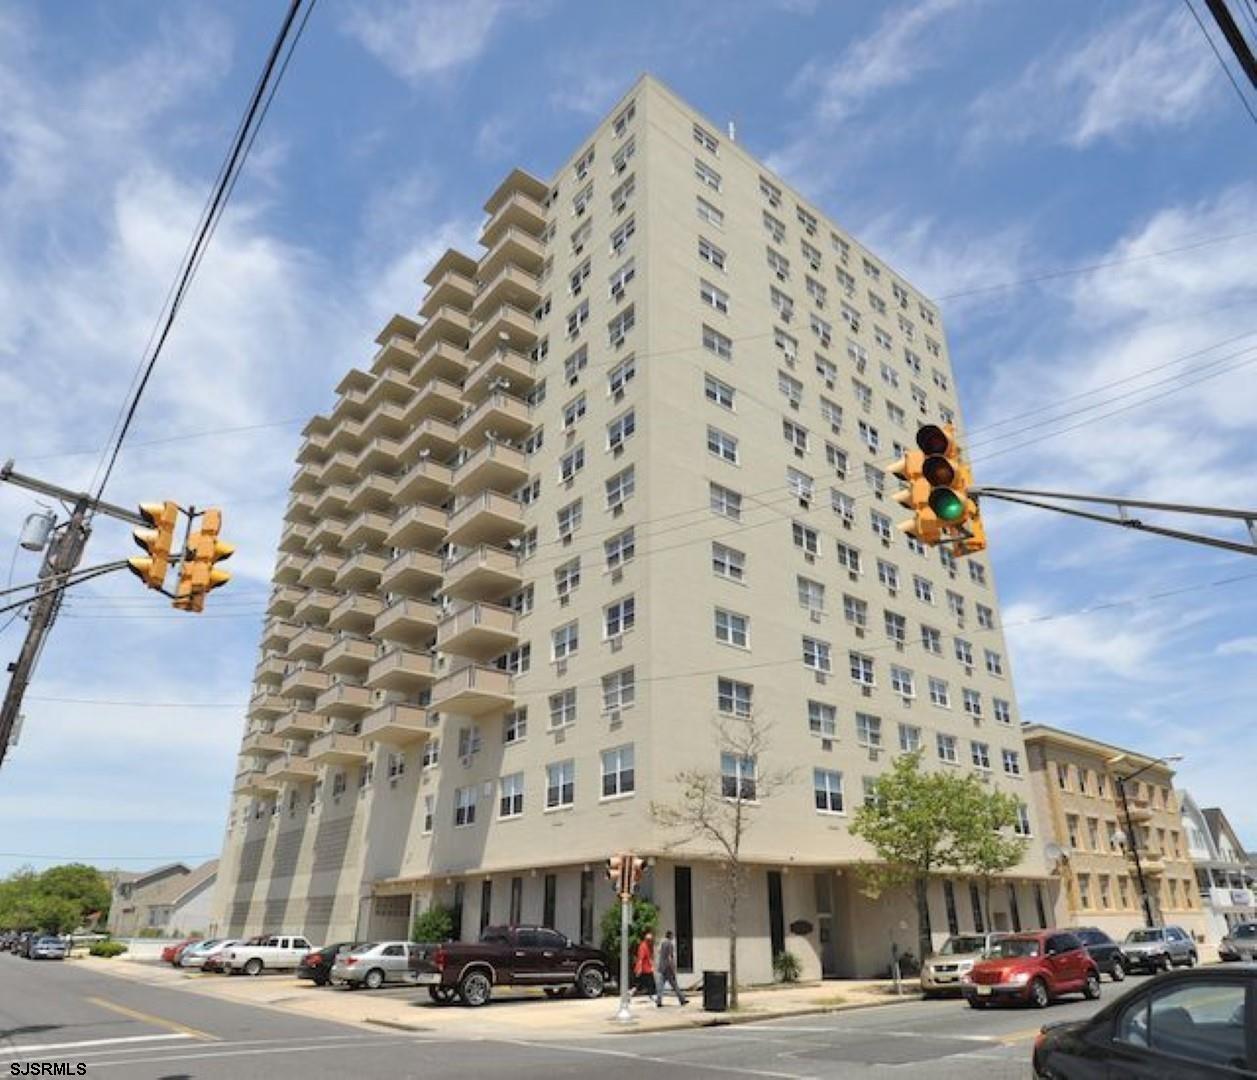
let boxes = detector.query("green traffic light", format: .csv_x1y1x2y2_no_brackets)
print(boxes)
930,488,966,522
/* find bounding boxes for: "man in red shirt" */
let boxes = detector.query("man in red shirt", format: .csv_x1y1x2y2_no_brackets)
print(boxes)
633,931,655,996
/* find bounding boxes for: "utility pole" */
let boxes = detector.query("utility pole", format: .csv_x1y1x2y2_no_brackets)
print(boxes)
0,462,146,766
1115,775,1155,929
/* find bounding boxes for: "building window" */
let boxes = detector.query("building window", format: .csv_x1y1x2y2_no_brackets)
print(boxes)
552,621,579,661
707,425,739,463
877,560,899,591
717,677,752,718
849,651,874,686
601,744,636,798
559,444,585,482
921,625,942,654
782,418,809,453
421,738,440,769
712,542,746,581
883,611,907,647
549,688,577,730
763,210,785,243
700,279,730,314
608,355,636,396
609,215,635,257
928,676,950,708
555,557,581,599
1002,749,1021,776
557,499,582,538
808,700,837,737
803,636,832,672
422,794,434,833
608,305,635,347
720,753,756,800
546,760,575,809
793,521,819,555
835,542,861,573
609,256,636,300
709,482,742,520
1014,804,1032,836
898,723,921,752
605,595,636,637
984,649,1004,676
798,576,824,612
814,768,844,814
503,708,527,745
962,688,983,718
500,773,524,818
843,593,867,628
944,880,960,936
937,733,958,764
454,785,476,827
714,607,749,648
856,712,882,748
703,323,733,360
694,159,721,191
889,665,915,698
602,667,635,712
696,196,723,227
605,466,635,510
971,741,991,770
457,725,482,758
705,373,735,409
698,236,726,270
605,527,635,570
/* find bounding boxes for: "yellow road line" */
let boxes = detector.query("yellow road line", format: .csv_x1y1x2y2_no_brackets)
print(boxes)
86,996,217,1042
997,1026,1045,1045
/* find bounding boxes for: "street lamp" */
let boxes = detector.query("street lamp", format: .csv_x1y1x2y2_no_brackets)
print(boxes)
1107,752,1184,929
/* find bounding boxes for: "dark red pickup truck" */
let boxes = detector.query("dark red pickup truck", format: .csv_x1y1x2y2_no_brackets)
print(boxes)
409,925,609,1006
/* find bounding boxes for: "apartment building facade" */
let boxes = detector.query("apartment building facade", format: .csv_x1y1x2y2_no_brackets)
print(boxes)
1023,725,1209,942
1179,793,1256,940
213,75,1050,981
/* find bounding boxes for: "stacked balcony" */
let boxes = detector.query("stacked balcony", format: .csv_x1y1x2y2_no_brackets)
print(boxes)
436,602,518,661
308,730,369,766
366,646,437,693
266,753,318,785
443,545,522,603
327,593,384,635
361,702,431,747
446,490,524,547
431,663,514,716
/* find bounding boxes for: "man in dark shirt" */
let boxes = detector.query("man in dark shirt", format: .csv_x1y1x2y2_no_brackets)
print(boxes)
655,930,687,1006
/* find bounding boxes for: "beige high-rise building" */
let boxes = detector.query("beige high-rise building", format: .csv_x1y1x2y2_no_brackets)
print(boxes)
213,75,1052,981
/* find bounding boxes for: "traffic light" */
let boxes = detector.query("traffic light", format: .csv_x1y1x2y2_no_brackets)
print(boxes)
629,856,645,892
173,508,233,612
127,501,179,590
893,426,987,557
606,855,624,890
889,450,942,544
917,424,973,528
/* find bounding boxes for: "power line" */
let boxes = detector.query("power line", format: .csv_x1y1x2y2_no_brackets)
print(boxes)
1184,0,1257,126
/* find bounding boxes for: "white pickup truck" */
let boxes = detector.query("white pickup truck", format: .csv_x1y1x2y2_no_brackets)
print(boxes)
223,934,315,975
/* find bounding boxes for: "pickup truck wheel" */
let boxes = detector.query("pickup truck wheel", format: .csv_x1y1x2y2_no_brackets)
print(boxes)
459,970,492,1007
244,958,263,977
575,966,606,999
428,986,456,1004
364,968,385,990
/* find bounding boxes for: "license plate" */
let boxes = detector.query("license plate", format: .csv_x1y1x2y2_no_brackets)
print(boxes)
976,985,992,996
935,974,954,982
413,973,441,985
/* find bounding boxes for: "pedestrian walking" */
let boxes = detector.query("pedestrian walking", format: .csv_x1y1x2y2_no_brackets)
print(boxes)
654,930,687,1006
633,931,655,996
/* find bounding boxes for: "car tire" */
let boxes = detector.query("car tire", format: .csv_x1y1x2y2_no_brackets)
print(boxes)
1029,977,1050,1009
1110,959,1125,982
314,975,329,987
244,958,263,977
1083,972,1101,1001
574,966,606,1000
459,969,492,1007
364,968,385,991
1184,952,1197,968
428,985,456,1004
1160,955,1172,973
967,998,987,1009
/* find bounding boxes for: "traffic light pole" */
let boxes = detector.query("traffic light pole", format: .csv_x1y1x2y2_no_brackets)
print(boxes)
613,891,633,1023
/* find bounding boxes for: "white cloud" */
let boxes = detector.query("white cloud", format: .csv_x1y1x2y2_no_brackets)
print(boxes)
967,6,1218,149
342,0,521,83
1217,636,1257,657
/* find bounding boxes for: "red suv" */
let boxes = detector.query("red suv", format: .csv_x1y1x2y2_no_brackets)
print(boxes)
962,930,1101,1009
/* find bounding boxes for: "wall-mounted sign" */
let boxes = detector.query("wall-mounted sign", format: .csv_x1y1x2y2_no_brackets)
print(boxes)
789,919,814,936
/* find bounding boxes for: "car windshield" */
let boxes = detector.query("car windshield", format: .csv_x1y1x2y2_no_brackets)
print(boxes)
350,943,378,955
939,935,987,955
1232,925,1257,939
1125,929,1163,943
992,938,1041,958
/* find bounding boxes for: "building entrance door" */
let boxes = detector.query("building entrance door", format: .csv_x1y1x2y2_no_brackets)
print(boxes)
813,873,839,977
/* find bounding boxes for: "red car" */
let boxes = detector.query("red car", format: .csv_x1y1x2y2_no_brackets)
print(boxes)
962,929,1101,1009
162,938,200,965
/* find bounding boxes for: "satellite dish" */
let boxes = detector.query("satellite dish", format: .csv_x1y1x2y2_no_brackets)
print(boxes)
1045,842,1069,863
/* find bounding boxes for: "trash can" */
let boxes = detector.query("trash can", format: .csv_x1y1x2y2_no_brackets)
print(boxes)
703,970,728,1012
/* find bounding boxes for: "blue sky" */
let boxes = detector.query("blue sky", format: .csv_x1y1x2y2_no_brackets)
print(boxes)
1,0,1254,876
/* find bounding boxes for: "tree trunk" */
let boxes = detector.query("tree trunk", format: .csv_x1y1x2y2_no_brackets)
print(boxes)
728,880,739,1010
915,875,933,963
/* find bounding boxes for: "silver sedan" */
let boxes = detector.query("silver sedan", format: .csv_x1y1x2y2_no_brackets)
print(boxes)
330,941,421,990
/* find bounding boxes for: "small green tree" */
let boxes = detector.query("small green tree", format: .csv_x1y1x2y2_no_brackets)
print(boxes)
950,780,1029,930
599,895,657,966
411,905,454,943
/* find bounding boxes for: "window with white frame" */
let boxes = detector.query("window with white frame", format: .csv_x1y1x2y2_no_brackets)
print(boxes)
962,688,983,718
717,676,753,717
705,373,735,409
608,354,636,397
566,299,589,338
993,698,1012,725
700,279,729,313
454,785,476,826
1013,803,1032,836
562,393,587,429
796,205,818,235
569,257,591,295
810,312,832,347
874,326,892,350
890,665,915,698
500,772,524,818
714,607,749,648
421,737,440,769
806,276,828,309
835,541,862,573
608,305,635,347
798,575,824,612
559,444,585,483
707,425,738,463
792,521,819,555
858,420,880,453
767,247,791,280
928,676,950,707
571,220,592,256
770,286,794,322
603,667,635,711
555,558,581,599
759,175,782,207
913,575,935,604
969,561,988,586
849,651,875,686
456,724,482,759
1002,749,1022,776
613,99,635,136
827,446,849,480
778,369,803,405
955,637,974,666
610,174,635,213
607,408,636,451
843,593,867,628
703,323,732,359
870,510,892,541
612,136,635,173
804,636,832,672
801,238,822,270
906,535,927,556
601,744,636,798
503,707,527,744
698,236,726,270
605,466,635,510
552,621,579,661
814,768,844,813
877,559,900,591
609,215,635,256
841,302,861,333
899,723,922,752
808,700,837,737
608,257,636,300
572,181,593,216
969,740,991,770
816,353,838,384
710,482,742,520
976,603,995,630
712,542,745,581
605,526,635,570
884,610,906,643
605,595,635,637
937,733,958,764
856,712,882,748
837,265,855,293
563,345,588,384
775,327,799,364
721,753,756,800
831,488,855,523
820,396,843,431
783,418,809,453
546,760,575,809
422,793,434,833
696,195,723,227
886,401,906,427
557,499,581,537
694,159,721,191
947,591,966,621
985,649,1004,676
763,210,785,243
549,688,577,729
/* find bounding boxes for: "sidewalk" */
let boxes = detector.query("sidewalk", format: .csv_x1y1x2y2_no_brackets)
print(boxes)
73,955,918,1039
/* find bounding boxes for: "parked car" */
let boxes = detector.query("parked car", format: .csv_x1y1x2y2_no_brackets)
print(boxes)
178,938,228,968
162,938,200,964
1072,927,1129,982
202,938,254,973
1219,923,1257,963
1033,963,1257,1077
223,934,315,975
1122,926,1198,973
920,932,1010,997
962,930,1101,1009
409,925,610,1007
330,941,424,990
29,936,68,960
298,942,359,987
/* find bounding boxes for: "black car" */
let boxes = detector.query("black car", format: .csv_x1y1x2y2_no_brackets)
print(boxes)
297,942,359,986
1074,927,1129,982
1033,964,1257,1078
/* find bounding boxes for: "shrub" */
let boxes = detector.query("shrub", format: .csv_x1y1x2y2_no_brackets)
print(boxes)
411,906,454,944
773,950,801,983
599,896,657,965
89,940,127,958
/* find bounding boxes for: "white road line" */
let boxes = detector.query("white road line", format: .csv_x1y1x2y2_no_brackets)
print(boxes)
0,1034,190,1056
80,1038,419,1070
12,1032,410,1062
502,1038,809,1079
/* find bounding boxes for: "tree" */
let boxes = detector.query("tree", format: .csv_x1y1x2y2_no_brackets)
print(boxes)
650,714,794,1009
849,752,972,963
950,780,1029,931
599,895,657,967
0,863,111,933
411,905,454,943
38,864,111,926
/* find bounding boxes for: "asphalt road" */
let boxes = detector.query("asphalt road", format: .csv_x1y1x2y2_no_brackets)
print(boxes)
0,952,1159,1078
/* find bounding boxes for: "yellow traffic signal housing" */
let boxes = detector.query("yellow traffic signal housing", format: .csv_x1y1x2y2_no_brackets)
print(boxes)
890,451,943,544
173,508,233,613
127,501,179,590
951,502,987,558
606,855,625,891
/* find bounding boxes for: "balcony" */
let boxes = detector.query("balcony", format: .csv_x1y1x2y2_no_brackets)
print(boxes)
266,754,318,785
347,470,401,513
366,647,437,692
462,348,539,405
234,769,279,795
397,417,459,464
267,586,304,618
261,619,301,651
298,551,341,589
316,450,359,488
253,655,287,685
471,264,542,322
247,692,287,720
286,625,335,663
379,550,443,596
335,550,389,591
241,732,286,758
436,601,519,660
403,377,464,426
284,491,317,524
353,436,406,476
481,188,547,249
1125,799,1154,824
411,340,472,386
296,429,331,465
371,333,420,377
363,369,413,411
291,462,321,494
457,390,532,447
414,305,472,354
395,458,454,506
274,553,310,586
273,708,323,739
309,731,370,766
361,400,409,441
326,417,366,454
323,634,375,676
280,665,332,700
327,593,385,635
446,490,524,547
442,545,522,602
315,681,373,719
374,597,440,646
1140,854,1166,875
478,226,546,283
385,503,447,551
343,509,393,549
277,522,312,554
361,702,431,747
292,588,339,625
336,366,375,397
312,483,353,520
330,381,372,425
466,304,538,364
452,441,528,495
372,312,422,358
308,516,349,552
431,664,514,716
420,268,476,318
